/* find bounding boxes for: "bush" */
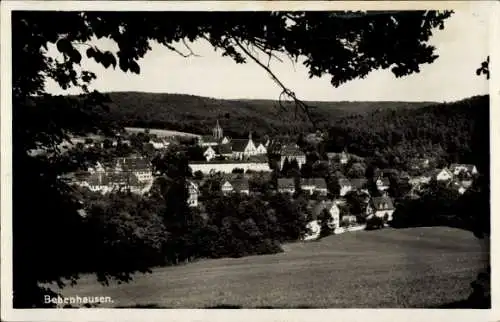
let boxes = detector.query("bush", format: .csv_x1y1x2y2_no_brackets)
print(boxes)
365,216,385,230
193,170,204,180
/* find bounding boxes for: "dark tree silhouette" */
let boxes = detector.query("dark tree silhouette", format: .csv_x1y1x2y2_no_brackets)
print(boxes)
12,10,454,307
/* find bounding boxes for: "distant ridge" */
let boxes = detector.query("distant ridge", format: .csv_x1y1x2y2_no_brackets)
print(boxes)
102,91,437,137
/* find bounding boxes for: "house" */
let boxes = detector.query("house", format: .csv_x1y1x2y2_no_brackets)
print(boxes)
76,171,145,195
375,176,390,191
203,146,217,161
326,151,349,164
300,178,328,196
216,144,233,159
88,161,106,174
351,178,368,193
368,196,395,222
461,179,474,188
339,151,349,164
449,180,467,195
255,141,268,155
150,138,168,150
115,157,153,183
433,168,453,182
186,180,199,207
340,214,358,226
450,179,474,195
280,144,306,169
221,180,234,194
277,178,296,194
221,178,250,195
408,158,431,171
338,178,353,196
450,164,478,176
232,178,250,194
231,133,258,160
409,174,432,187
199,135,219,147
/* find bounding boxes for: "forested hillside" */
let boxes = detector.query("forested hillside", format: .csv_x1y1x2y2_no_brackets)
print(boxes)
324,95,489,173
101,92,435,137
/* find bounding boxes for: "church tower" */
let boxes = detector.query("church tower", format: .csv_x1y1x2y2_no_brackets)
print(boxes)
212,120,223,140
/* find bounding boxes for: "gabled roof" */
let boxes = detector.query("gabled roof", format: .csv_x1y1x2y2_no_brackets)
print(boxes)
230,178,249,192
231,139,249,152
301,178,327,189
254,141,267,149
371,196,395,211
277,178,295,190
117,157,151,171
432,168,453,178
280,144,305,157
150,138,164,144
216,144,233,155
204,146,216,153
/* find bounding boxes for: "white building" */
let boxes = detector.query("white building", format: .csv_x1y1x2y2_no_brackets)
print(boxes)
231,133,258,160
187,180,199,207
203,146,217,161
450,164,478,176
368,196,395,222
434,168,454,182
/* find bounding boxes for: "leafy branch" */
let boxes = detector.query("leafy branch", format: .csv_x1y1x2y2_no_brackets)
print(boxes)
231,37,317,129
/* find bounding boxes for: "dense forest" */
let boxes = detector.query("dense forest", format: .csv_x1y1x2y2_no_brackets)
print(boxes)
324,95,489,174
98,92,435,137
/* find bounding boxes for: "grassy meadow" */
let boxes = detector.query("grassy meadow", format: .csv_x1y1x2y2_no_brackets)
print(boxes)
124,127,201,138
56,227,488,308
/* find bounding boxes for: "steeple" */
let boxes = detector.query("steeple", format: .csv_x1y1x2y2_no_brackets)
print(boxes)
212,120,223,140
248,131,252,141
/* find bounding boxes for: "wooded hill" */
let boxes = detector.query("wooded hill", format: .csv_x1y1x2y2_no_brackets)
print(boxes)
324,95,489,173
101,91,436,137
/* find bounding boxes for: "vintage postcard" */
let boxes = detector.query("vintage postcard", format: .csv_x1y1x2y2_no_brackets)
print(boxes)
1,1,498,321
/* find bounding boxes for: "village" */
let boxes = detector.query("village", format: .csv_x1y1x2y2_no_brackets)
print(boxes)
65,120,480,241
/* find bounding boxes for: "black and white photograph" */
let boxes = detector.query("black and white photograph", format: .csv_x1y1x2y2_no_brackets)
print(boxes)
0,1,497,321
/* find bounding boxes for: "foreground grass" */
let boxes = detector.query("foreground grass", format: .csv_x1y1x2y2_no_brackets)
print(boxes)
56,227,488,308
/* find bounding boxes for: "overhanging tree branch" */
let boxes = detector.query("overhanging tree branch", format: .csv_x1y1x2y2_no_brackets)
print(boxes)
231,37,317,129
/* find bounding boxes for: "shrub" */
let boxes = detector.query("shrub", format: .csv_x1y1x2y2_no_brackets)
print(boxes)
365,216,385,230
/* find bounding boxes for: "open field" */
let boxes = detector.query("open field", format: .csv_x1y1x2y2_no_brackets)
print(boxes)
124,127,201,138
56,227,488,308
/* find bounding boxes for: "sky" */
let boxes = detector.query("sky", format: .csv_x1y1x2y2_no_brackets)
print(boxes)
44,5,492,102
